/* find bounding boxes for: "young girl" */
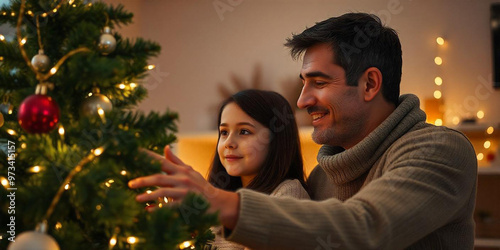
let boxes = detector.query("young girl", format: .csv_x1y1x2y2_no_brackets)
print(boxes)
207,89,309,250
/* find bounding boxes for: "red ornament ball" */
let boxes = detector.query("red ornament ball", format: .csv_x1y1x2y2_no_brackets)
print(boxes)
18,94,60,133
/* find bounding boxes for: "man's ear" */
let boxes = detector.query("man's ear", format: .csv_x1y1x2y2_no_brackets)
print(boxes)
360,67,383,102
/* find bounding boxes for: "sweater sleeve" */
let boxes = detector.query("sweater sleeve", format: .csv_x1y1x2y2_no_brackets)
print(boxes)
225,129,477,250
270,179,310,199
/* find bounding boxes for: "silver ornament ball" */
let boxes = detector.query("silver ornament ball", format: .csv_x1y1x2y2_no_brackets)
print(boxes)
80,93,113,116
98,26,116,55
8,231,60,250
31,50,51,72
0,103,12,114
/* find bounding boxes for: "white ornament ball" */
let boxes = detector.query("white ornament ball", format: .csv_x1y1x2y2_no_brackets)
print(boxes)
8,231,60,250
98,26,116,55
31,50,51,72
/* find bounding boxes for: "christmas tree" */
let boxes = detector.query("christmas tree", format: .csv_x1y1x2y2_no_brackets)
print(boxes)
0,0,218,249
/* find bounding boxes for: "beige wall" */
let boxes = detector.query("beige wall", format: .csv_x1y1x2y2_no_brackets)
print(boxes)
105,0,500,133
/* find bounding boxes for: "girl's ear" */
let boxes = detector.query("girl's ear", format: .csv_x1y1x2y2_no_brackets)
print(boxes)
360,67,383,102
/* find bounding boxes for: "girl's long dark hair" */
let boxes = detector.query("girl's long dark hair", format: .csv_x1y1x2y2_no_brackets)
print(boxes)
207,89,306,194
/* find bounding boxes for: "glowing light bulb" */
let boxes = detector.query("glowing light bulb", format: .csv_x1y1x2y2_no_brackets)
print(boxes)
7,129,16,135
434,77,443,86
452,116,460,125
20,38,26,45
97,107,105,116
30,166,42,173
436,37,445,45
93,147,104,156
179,241,194,249
50,67,57,74
52,8,58,13
118,83,126,89
435,119,443,126
55,222,62,230
127,237,137,244
0,34,4,41
477,110,485,119
477,153,484,161
487,126,494,134
129,83,137,89
109,237,117,246
120,170,127,175
147,65,155,70
41,13,48,17
26,10,33,16
1,177,9,187
434,57,443,65
64,183,70,190
88,92,93,97
21,143,27,149
433,90,442,99
96,204,102,210
484,140,491,149
58,125,65,135
146,190,152,194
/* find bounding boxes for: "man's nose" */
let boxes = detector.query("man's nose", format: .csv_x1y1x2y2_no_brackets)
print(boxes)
297,84,315,109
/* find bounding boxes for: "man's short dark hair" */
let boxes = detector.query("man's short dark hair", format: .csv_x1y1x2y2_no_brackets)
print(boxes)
285,13,402,106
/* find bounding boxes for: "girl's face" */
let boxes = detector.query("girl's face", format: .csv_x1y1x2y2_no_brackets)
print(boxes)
217,102,271,186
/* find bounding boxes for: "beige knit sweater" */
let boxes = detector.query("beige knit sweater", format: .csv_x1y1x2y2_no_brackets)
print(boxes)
226,94,477,249
213,179,309,249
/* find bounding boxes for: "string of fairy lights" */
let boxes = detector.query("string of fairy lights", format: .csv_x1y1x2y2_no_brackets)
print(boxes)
0,0,197,249
433,36,445,126
431,37,498,165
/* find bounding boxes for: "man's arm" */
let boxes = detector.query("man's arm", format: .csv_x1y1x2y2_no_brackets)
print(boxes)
224,129,477,249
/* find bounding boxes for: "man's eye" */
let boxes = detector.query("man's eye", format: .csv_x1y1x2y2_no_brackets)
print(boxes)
315,81,327,86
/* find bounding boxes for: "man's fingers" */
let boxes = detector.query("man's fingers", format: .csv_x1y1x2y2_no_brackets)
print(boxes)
136,187,192,202
128,174,191,189
139,148,164,162
139,147,179,174
164,145,185,165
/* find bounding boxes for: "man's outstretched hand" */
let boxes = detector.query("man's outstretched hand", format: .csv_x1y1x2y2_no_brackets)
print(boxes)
128,145,240,229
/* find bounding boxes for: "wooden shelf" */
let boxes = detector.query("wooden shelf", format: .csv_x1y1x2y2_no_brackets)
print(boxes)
453,123,500,139
475,238,500,248
479,166,500,175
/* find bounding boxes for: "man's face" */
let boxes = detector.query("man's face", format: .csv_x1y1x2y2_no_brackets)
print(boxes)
297,43,366,148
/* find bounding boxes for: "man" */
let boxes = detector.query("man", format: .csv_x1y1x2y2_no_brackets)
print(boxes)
129,13,477,249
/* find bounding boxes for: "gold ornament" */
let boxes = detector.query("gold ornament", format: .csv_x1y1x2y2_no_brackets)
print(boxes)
80,88,113,116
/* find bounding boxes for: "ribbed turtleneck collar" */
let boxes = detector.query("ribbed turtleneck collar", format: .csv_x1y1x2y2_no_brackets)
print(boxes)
317,94,426,185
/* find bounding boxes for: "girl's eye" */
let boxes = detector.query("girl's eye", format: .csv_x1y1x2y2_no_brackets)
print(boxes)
240,129,251,135
220,130,228,136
